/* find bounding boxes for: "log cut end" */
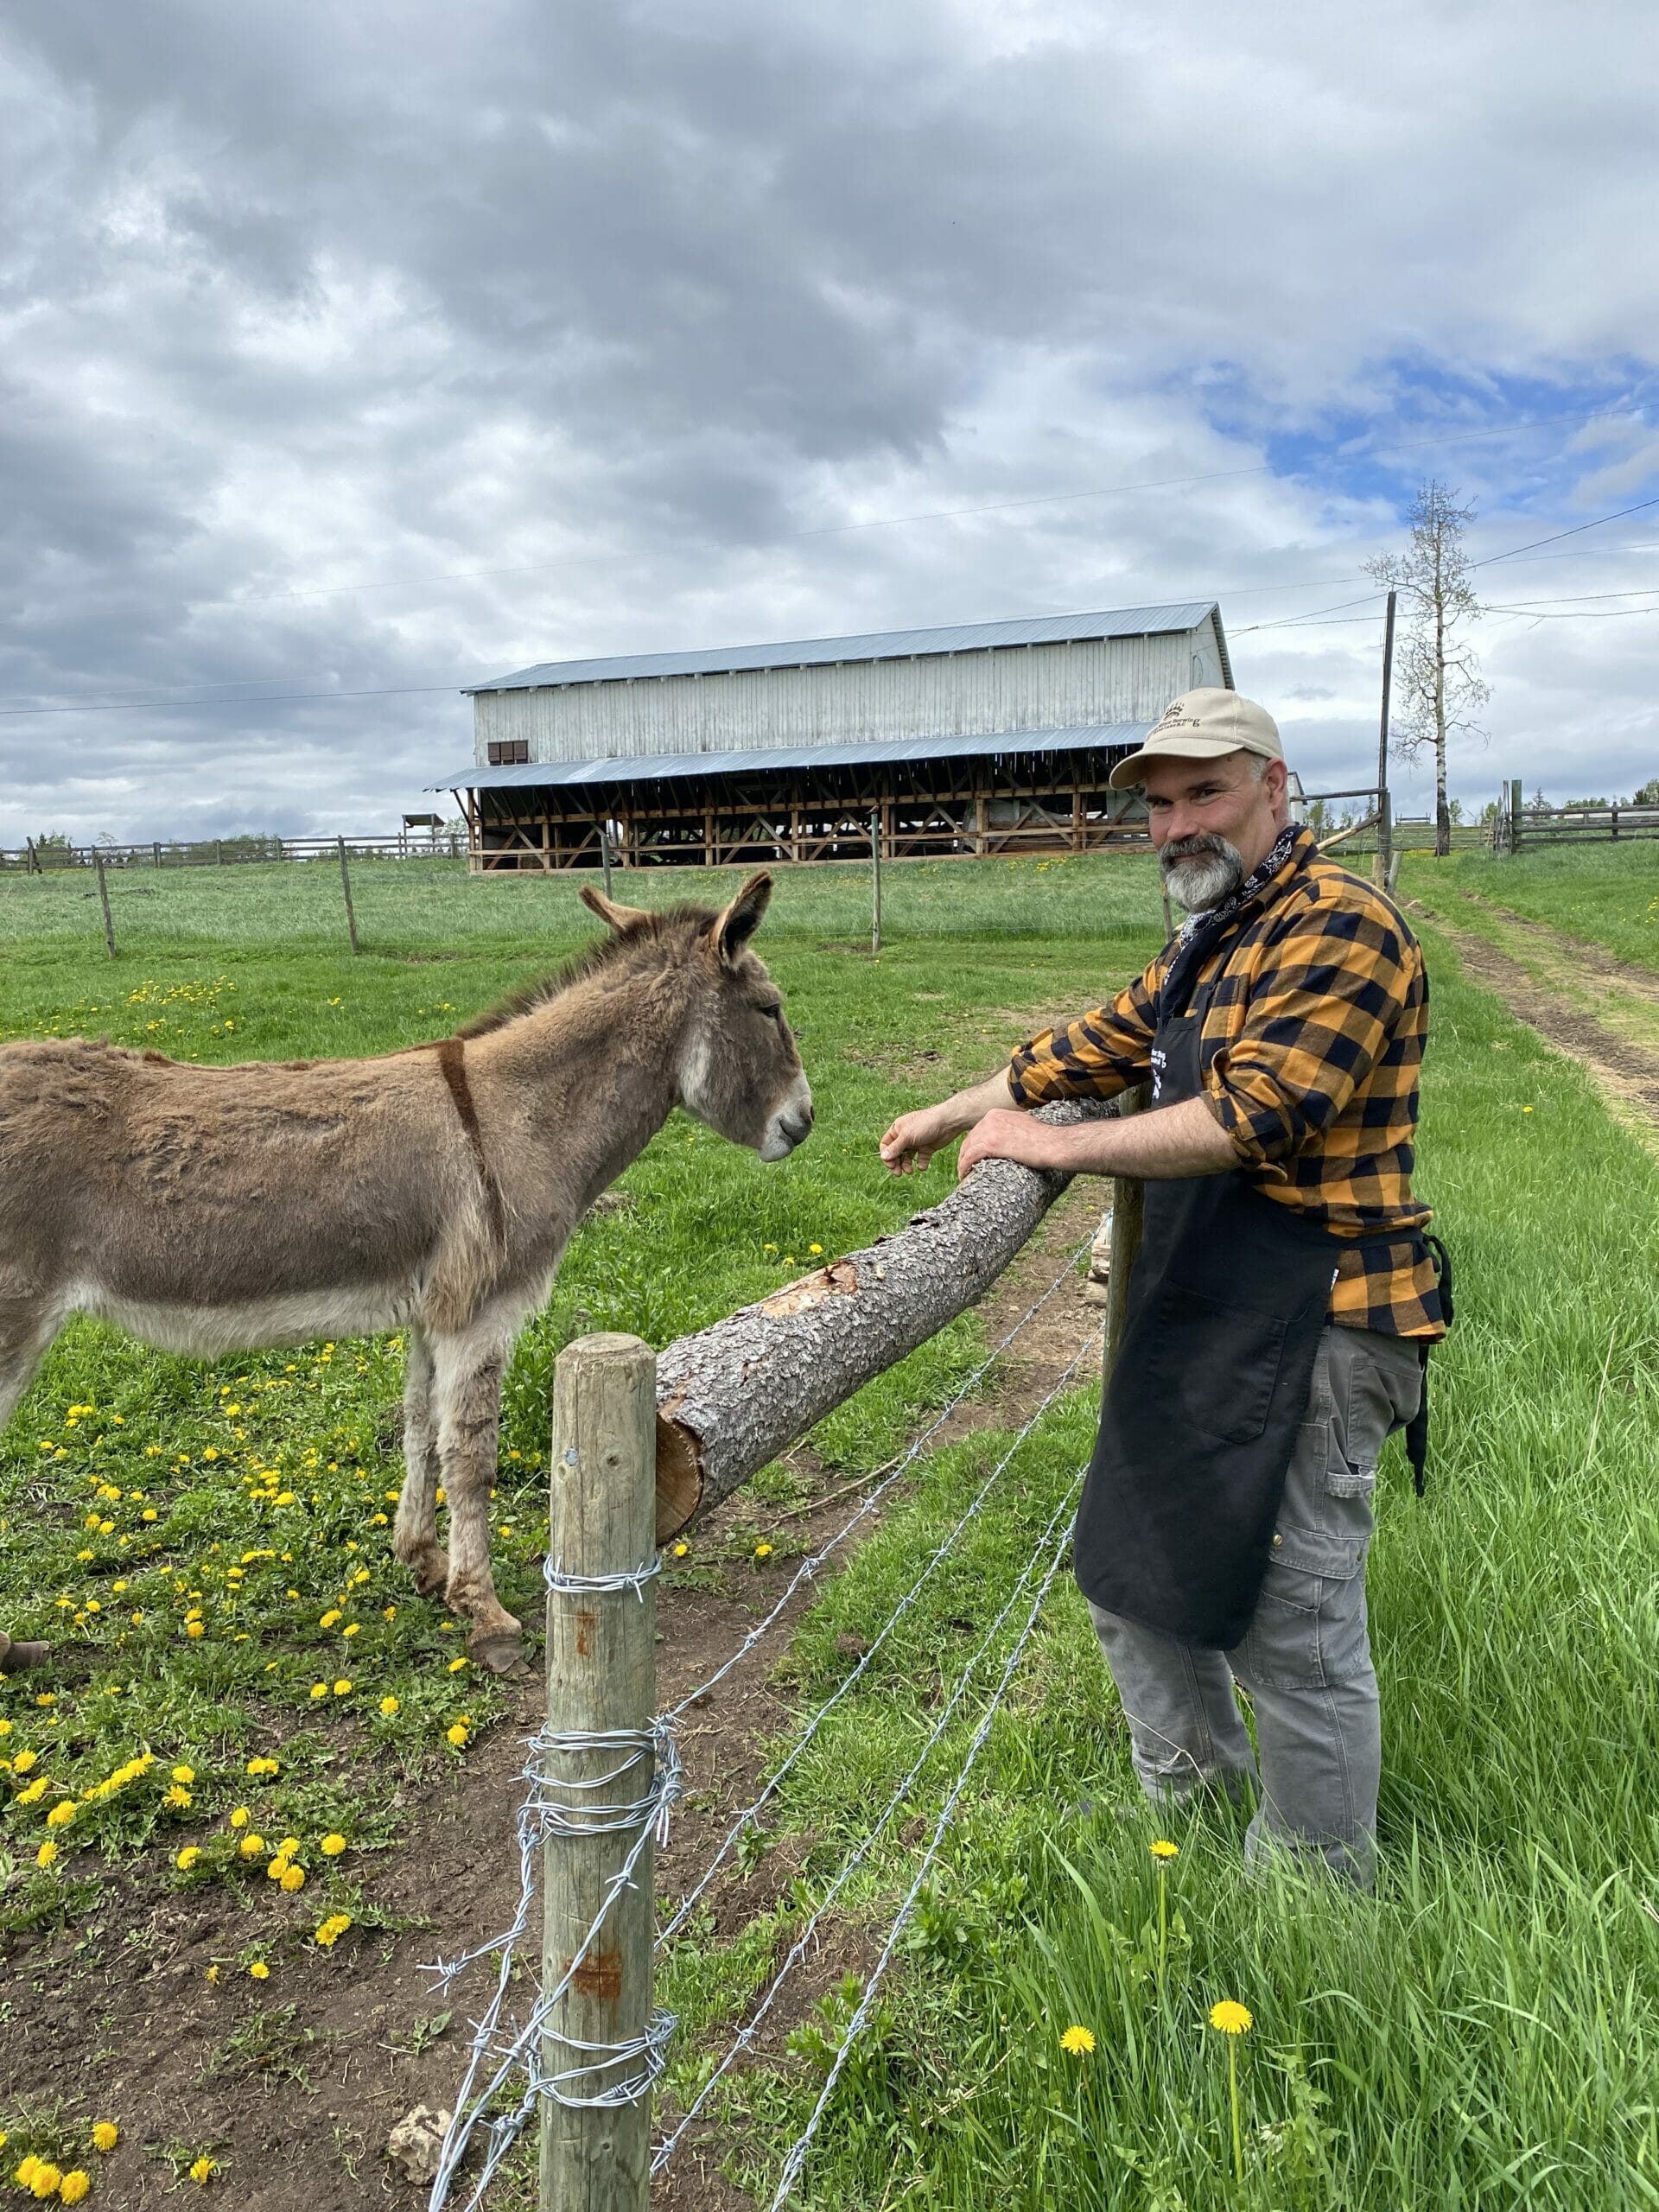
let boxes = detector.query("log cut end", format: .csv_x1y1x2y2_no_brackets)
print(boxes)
654,1412,703,1541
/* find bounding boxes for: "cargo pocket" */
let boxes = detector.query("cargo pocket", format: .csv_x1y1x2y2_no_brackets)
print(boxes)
1231,1526,1366,1690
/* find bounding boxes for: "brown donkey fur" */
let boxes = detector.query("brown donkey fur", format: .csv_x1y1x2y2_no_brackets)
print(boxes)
0,872,812,1671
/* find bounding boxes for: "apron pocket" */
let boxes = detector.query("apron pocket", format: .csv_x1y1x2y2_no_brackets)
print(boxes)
1141,1285,1289,1445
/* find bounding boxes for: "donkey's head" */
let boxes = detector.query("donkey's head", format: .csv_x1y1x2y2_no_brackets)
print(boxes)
580,872,813,1161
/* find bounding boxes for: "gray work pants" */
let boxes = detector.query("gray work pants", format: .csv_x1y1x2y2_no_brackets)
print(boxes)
1089,1324,1424,1887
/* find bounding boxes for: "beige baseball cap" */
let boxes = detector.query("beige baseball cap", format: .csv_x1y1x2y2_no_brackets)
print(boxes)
1109,688,1283,790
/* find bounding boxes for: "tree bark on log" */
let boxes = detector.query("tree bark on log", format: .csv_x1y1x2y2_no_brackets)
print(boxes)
652,1097,1116,1539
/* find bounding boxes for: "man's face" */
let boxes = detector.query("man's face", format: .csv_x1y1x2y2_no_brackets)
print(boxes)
1141,751,1288,912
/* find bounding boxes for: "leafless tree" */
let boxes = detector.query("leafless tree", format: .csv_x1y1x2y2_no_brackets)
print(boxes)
1367,480,1490,856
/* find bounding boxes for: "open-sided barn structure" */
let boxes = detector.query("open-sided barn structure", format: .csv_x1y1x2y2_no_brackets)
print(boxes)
434,601,1231,870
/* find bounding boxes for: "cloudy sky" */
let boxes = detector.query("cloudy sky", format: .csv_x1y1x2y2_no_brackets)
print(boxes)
4,0,1658,842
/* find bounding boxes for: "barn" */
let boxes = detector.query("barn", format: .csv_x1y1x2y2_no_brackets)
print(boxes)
434,601,1232,871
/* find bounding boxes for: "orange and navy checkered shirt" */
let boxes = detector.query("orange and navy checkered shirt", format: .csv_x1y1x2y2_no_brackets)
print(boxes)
1007,827,1444,1338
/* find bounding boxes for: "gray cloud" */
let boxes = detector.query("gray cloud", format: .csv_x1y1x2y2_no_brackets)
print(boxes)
2,0,1657,840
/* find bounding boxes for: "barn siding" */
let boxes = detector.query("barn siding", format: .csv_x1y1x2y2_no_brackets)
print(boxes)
474,624,1221,766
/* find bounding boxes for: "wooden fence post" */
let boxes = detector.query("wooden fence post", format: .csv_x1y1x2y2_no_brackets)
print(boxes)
870,810,882,957
336,836,360,955
542,1333,658,2212
1103,1084,1150,1378
92,849,118,958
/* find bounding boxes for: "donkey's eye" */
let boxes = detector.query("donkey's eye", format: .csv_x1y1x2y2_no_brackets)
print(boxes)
761,1004,784,1024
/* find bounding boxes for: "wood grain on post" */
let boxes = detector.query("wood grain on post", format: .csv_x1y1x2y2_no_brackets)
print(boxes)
1103,1082,1150,1380
541,1333,658,2212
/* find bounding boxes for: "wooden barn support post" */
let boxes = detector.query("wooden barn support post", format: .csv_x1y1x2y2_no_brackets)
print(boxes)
92,848,118,958
541,1333,658,2212
336,837,360,955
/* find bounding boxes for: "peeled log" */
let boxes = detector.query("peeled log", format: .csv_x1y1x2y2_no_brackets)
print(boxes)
652,1098,1115,1539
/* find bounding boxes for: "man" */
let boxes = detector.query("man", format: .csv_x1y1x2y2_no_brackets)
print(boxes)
880,689,1445,1886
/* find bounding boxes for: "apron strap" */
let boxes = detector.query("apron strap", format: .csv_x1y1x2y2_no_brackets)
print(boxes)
1402,1234,1454,1497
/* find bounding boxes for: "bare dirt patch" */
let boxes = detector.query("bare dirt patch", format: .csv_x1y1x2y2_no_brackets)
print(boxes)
0,1193,1102,2209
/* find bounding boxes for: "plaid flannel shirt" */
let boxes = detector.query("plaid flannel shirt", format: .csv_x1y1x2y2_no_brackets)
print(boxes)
1007,827,1444,1338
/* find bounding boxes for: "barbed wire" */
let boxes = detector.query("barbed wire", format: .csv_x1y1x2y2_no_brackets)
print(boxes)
764,1495,1080,2209
426,1228,1097,2207
650,1475,1084,2174
657,1327,1101,1949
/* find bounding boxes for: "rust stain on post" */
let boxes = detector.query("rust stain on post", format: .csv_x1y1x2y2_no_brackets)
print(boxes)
569,1949,625,2001
573,1606,596,1657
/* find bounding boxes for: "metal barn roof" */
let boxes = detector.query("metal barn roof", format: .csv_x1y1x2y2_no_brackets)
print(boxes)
466,603,1226,694
431,721,1157,794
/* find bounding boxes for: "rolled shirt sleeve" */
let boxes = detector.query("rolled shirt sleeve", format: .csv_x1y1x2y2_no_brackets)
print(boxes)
1007,963,1160,1106
1202,903,1416,1169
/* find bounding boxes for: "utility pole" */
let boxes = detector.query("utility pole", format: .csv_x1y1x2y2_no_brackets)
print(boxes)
336,836,360,955
1373,588,1396,892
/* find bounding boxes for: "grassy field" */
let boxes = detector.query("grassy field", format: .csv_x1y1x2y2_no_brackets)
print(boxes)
3,850,1659,2208
1401,838,1659,971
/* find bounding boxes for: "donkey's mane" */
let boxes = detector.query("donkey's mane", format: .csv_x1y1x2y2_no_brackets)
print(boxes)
453,903,721,1040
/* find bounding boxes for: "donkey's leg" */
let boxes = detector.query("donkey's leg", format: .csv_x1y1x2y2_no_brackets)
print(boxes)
0,1306,65,1436
391,1325,450,1599
431,1329,523,1675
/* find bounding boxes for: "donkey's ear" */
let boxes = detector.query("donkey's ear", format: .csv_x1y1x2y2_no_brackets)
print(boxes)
580,885,652,931
714,871,773,965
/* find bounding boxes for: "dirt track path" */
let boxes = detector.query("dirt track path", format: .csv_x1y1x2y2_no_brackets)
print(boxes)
1,1185,1104,2212
1409,893,1659,1135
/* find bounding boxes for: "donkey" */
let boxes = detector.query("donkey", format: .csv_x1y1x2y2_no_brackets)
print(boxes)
0,871,811,1672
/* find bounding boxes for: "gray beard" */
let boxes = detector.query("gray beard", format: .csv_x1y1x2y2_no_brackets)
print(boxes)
1160,836,1245,912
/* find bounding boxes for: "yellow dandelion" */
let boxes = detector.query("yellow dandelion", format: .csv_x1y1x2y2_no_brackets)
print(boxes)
171,1764,196,1785
249,1959,270,1980
246,1756,279,1776
175,1846,202,1870
671,1541,689,1558
14,2159,41,2190
205,1963,219,1983
378,1695,400,1718
279,1863,306,1892
188,2157,216,2183
1210,1999,1253,2183
60,2171,92,2204
1059,2024,1096,2056
332,1678,352,1696
308,1682,328,1700
319,1609,341,1629
753,1541,772,1559
92,2123,119,2153
238,1834,266,1859
319,1833,347,1857
163,1784,193,1809
35,1840,59,1870
229,1806,251,1829
265,1854,291,1880
46,1800,77,1829
446,1722,469,1748
1150,1838,1179,1859
1209,2000,1252,2036
29,2164,62,2200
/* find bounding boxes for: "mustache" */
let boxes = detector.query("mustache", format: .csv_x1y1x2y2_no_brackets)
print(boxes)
1161,833,1231,864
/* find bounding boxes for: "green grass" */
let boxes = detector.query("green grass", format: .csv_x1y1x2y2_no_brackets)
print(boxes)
5,853,1659,2209
0,852,1161,1948
1402,839,1659,973
650,923,1659,2209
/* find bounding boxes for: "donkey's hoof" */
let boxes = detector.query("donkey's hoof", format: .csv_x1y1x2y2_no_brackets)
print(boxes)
470,1629,527,1677
0,1633,50,1675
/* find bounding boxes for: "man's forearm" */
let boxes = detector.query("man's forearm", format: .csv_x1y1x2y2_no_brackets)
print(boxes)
957,1093,1239,1181
932,1068,1016,1137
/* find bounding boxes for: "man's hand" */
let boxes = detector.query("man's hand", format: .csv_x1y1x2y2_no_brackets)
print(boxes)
878,1102,959,1175
880,1070,1017,1174
956,1108,1067,1179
